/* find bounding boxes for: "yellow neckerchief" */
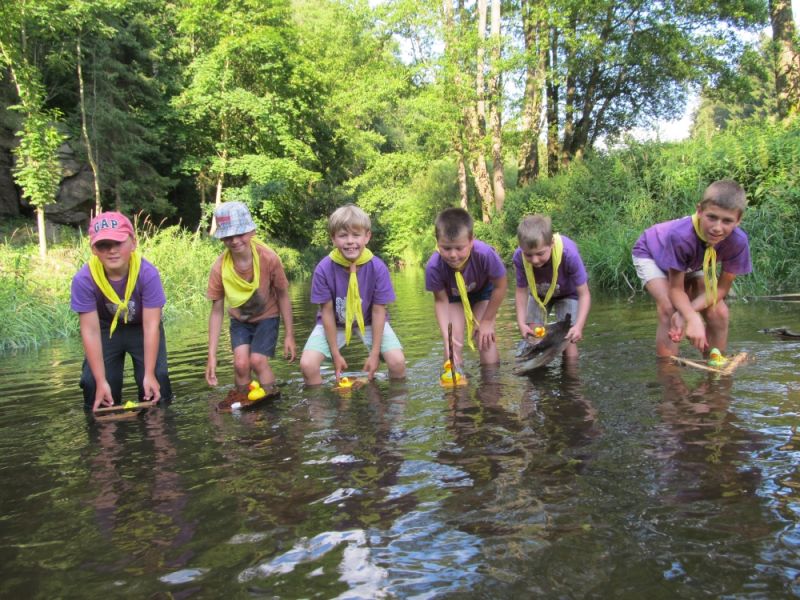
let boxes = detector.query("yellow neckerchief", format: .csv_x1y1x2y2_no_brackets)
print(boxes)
329,247,374,345
89,249,142,337
221,238,267,308
449,251,479,351
691,213,718,307
523,234,563,317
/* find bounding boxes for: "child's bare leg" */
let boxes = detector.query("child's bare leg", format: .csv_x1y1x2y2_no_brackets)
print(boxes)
473,300,499,365
232,344,253,390
644,278,678,357
383,349,406,379
250,352,276,387
299,349,326,386
703,300,729,353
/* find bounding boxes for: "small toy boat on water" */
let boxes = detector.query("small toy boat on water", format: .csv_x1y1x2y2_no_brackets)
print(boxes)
94,400,158,422
333,375,368,392
215,381,280,413
513,314,572,376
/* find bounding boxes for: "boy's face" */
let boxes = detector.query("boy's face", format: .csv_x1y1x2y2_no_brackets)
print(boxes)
437,229,473,269
221,230,255,254
696,204,741,245
521,242,553,268
332,227,371,261
91,236,135,272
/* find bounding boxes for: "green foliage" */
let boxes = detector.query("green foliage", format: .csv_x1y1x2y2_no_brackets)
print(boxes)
12,110,65,209
498,120,800,294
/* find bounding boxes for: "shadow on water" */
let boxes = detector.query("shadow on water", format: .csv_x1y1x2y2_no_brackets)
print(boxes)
1,270,800,598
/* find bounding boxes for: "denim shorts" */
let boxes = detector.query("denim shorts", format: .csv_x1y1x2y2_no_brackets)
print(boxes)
449,282,494,304
230,316,279,357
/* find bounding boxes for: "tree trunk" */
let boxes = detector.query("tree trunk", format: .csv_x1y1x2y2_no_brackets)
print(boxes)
37,206,46,260
77,34,101,215
488,0,504,212
471,156,494,223
546,26,560,176
518,0,546,185
454,133,469,210
770,0,800,119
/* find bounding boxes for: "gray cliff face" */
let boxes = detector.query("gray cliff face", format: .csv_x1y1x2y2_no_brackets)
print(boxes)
0,127,95,226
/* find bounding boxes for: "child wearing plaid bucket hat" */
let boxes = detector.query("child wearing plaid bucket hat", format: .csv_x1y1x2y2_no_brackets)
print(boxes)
206,202,296,407
70,211,173,411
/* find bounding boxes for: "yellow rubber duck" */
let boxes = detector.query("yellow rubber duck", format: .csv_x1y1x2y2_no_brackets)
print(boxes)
708,348,728,368
247,380,267,401
533,326,546,338
123,400,139,409
336,376,354,389
440,360,466,386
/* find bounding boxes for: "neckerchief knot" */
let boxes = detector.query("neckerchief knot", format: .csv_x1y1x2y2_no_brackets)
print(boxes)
329,248,374,344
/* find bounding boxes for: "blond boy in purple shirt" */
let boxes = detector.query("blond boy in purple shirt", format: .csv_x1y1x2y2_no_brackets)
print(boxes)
632,180,752,357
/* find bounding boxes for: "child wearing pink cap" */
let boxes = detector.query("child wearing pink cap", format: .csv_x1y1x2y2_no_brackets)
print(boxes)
70,211,172,411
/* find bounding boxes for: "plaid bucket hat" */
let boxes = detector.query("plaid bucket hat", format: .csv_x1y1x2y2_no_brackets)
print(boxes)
213,202,257,239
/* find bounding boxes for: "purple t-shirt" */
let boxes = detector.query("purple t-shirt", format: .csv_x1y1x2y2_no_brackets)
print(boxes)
310,255,395,327
70,258,166,327
425,239,506,297
632,216,752,275
512,235,588,301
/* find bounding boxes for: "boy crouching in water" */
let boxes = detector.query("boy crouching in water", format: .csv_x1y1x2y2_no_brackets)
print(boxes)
632,180,752,357
512,214,591,359
71,211,172,411
299,204,406,385
206,202,295,406
425,207,507,377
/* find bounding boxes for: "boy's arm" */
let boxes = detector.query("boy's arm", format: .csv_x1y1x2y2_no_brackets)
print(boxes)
364,304,386,379
669,269,707,352
276,286,296,362
567,283,591,343
141,306,162,403
515,286,534,338
320,300,347,378
79,311,114,410
476,274,508,351
206,298,224,386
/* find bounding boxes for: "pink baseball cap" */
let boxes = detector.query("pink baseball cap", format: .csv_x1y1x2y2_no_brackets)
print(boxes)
88,212,135,246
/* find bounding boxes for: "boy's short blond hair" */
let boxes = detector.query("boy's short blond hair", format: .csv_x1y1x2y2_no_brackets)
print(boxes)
328,204,371,236
517,214,553,249
699,180,747,215
434,207,473,241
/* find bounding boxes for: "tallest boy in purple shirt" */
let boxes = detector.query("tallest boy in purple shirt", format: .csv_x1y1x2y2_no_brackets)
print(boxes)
632,180,752,357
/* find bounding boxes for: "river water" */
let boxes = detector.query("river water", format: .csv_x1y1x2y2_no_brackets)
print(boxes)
1,270,799,598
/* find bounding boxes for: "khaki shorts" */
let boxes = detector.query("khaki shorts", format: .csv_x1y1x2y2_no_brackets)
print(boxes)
526,296,578,325
632,256,702,288
302,322,403,360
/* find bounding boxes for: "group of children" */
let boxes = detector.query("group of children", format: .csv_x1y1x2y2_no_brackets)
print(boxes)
71,179,751,411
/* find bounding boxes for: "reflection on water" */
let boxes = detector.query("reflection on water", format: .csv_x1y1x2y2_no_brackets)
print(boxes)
1,270,799,598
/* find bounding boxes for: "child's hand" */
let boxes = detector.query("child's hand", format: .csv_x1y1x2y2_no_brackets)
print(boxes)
669,311,684,343
205,358,218,387
284,334,296,362
142,374,161,403
519,323,535,339
476,319,497,351
684,313,708,352
566,325,583,343
92,382,115,412
363,354,380,380
333,353,348,380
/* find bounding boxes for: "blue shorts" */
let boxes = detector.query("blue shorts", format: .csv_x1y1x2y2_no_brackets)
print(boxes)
230,316,279,357
449,283,494,304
